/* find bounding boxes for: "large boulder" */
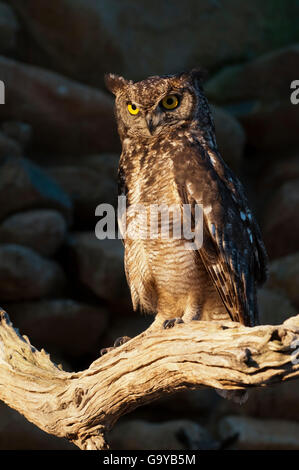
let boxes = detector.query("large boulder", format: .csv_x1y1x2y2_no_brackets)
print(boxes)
0,55,119,155
9,1,299,85
0,209,67,256
0,244,66,301
205,45,299,153
205,45,299,104
214,379,299,423
0,402,75,450
0,2,18,53
239,100,299,153
218,415,299,450
67,233,130,306
1,121,32,149
5,299,108,358
262,179,299,259
110,419,218,450
0,156,72,222
101,310,152,350
41,153,119,180
47,165,117,227
75,153,119,182
266,252,299,309
211,105,245,173
258,156,299,200
257,287,296,326
150,388,220,421
205,44,299,156
0,131,22,157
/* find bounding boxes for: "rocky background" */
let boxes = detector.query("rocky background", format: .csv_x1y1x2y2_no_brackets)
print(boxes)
0,0,298,450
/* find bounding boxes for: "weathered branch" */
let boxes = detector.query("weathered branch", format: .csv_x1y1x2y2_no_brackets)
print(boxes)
0,308,299,449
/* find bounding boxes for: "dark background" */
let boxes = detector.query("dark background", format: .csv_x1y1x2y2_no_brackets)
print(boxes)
0,0,298,450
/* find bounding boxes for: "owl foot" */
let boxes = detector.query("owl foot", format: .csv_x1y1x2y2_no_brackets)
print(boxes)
100,347,115,356
163,318,184,329
113,336,131,347
100,336,131,356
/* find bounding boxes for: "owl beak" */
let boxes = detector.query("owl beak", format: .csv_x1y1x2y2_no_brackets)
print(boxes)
145,115,155,135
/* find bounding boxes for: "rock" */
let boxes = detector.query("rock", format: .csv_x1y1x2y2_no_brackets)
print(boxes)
205,46,299,153
101,311,151,350
10,0,124,88
0,244,66,301
9,1,299,85
0,2,18,53
0,156,72,223
0,55,119,155
47,166,117,227
205,45,299,105
0,209,67,256
259,156,299,199
1,121,32,148
239,100,299,153
211,105,245,172
214,380,299,423
256,156,299,223
38,152,119,179
257,287,296,325
5,299,108,358
110,419,219,450
0,402,75,450
79,153,119,181
0,131,22,157
218,415,299,450
262,179,299,259
153,389,220,421
67,233,130,305
266,252,299,309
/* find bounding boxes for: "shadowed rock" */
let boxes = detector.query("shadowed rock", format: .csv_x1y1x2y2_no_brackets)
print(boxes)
0,156,72,223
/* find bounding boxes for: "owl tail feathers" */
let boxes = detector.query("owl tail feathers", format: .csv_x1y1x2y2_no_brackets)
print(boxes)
216,389,249,405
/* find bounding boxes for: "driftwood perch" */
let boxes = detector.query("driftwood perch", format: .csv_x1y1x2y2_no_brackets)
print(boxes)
0,308,299,450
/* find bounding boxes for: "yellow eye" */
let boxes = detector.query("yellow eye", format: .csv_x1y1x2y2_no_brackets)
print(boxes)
128,103,139,115
161,94,179,110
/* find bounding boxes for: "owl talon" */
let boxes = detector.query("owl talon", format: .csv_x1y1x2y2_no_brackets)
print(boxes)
163,318,184,329
113,336,131,347
100,347,115,356
101,336,131,356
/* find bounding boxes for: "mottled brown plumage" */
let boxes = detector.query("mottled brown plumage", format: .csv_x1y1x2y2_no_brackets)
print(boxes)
105,69,268,328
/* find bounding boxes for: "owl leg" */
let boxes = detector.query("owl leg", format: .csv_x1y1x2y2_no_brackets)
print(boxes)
182,307,201,323
163,306,201,328
154,300,202,329
181,298,202,323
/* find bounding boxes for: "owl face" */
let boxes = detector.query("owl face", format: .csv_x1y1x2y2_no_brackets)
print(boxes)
105,70,205,139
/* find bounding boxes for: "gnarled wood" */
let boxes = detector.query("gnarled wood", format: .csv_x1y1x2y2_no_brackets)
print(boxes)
0,308,299,449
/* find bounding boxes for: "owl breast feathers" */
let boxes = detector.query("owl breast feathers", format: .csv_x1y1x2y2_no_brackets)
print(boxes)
105,69,268,327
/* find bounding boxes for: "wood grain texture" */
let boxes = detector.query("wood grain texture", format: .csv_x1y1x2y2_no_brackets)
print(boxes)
0,308,299,449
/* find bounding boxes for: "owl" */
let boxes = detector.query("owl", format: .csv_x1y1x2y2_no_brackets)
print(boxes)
105,69,268,331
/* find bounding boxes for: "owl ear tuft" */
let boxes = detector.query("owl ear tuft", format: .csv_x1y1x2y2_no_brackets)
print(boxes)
190,67,208,85
174,67,208,87
104,73,128,95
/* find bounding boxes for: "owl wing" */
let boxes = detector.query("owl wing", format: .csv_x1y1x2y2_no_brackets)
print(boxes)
173,139,268,326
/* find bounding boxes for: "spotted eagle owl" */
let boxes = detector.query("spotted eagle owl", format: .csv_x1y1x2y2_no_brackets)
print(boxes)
105,69,268,329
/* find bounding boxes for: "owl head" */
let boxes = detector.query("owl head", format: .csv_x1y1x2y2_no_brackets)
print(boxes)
105,69,210,140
